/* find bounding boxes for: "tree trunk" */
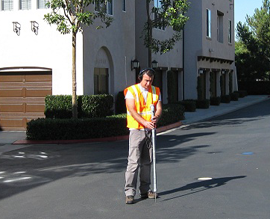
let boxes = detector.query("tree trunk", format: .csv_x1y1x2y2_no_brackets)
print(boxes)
146,0,152,67
72,30,78,119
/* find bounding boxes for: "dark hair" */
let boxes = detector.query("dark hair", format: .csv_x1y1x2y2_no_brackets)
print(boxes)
138,68,156,81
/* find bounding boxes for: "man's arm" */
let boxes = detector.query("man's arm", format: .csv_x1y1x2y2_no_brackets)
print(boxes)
154,101,162,123
126,98,156,129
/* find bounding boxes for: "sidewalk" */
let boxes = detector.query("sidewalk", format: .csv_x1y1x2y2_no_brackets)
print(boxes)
182,95,269,125
1,95,269,145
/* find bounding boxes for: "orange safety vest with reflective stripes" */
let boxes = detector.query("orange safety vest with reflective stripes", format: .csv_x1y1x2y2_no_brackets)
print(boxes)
124,84,160,129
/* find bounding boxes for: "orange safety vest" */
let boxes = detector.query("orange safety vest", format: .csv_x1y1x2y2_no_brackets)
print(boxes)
124,84,160,129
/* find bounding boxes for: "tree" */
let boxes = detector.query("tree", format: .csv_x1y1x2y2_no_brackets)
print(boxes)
142,0,189,66
236,0,270,81
44,0,113,118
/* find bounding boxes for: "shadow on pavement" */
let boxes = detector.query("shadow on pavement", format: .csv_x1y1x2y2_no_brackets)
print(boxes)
159,175,246,201
0,131,215,200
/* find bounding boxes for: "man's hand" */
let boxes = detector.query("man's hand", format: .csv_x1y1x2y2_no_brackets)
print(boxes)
143,120,156,129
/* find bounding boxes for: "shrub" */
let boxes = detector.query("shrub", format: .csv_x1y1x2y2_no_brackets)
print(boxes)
196,99,210,109
221,95,231,103
45,95,73,119
27,104,185,140
27,116,128,140
158,104,185,127
238,81,270,95
81,94,113,118
230,92,239,101
210,96,221,106
236,90,248,98
45,94,113,119
178,99,196,112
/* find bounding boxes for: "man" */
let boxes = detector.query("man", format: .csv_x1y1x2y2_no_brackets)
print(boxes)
124,68,162,204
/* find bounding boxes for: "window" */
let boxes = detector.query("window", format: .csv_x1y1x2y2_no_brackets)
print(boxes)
107,0,112,15
94,68,109,94
206,9,211,38
154,0,165,30
122,0,125,11
38,0,48,9
154,0,161,8
20,0,31,10
217,11,224,43
228,20,232,43
95,0,113,15
1,0,13,10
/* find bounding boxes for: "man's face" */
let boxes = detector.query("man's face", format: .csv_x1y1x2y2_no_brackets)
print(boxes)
140,73,154,89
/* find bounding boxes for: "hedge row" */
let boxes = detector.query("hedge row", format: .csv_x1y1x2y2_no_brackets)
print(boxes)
27,116,128,140
238,81,270,95
27,104,185,140
45,94,113,119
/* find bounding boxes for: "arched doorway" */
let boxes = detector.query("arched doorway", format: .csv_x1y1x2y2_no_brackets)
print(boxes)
94,47,114,95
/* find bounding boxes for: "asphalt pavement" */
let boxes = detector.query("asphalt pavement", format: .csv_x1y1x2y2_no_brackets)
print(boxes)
0,95,270,219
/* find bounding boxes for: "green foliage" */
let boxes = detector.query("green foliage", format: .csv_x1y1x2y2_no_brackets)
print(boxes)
236,90,248,98
221,95,231,103
81,95,113,118
230,92,239,101
45,95,73,118
44,0,113,34
44,0,113,119
158,104,185,127
27,117,128,140
178,100,196,112
210,97,221,106
196,99,210,109
27,104,185,140
238,82,270,95
45,94,113,119
143,0,189,54
236,0,270,81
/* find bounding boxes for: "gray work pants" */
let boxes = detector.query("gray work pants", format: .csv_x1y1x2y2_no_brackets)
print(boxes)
124,129,152,197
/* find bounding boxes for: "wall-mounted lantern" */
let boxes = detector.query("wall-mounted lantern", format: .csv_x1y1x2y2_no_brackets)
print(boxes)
131,59,140,70
13,22,21,36
31,21,39,35
199,69,204,74
151,60,158,69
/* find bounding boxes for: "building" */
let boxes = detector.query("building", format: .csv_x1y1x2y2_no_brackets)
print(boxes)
0,0,236,131
184,0,237,100
0,0,136,130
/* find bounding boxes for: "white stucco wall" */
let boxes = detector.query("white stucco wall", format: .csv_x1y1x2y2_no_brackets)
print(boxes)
82,0,136,97
0,6,84,95
0,1,135,98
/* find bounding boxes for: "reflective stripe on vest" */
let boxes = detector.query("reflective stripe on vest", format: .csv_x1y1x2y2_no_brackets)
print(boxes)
124,84,160,129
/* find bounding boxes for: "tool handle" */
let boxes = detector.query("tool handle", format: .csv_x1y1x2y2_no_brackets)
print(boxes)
150,104,157,197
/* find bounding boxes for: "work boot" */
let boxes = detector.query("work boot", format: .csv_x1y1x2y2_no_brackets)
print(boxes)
140,191,158,199
125,196,134,204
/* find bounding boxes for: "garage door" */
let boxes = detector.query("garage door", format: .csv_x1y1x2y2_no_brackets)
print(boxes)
0,71,52,131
